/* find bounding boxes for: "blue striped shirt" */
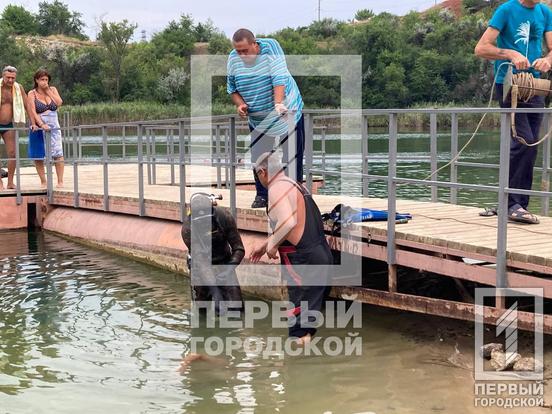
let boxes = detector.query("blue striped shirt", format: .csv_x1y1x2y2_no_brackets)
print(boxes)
227,38,303,136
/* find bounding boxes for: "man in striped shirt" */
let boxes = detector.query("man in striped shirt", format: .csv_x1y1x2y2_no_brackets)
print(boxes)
227,28,304,208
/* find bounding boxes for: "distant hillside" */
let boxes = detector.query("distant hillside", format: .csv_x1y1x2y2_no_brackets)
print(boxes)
430,0,552,17
15,34,98,52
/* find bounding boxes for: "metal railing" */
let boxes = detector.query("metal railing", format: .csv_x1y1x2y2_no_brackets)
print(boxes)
3,107,552,294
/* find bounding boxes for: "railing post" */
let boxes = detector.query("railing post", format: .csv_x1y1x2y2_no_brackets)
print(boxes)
73,127,79,207
541,113,550,216
224,127,230,188
45,130,53,204
450,113,459,204
496,112,511,309
78,126,82,159
179,121,187,222
321,125,327,183
387,113,398,292
137,124,145,216
122,125,126,159
14,129,21,205
152,129,157,185
102,126,109,211
304,113,314,192
215,124,222,189
361,114,369,197
146,128,152,185
229,117,237,218
169,128,175,186
430,112,438,202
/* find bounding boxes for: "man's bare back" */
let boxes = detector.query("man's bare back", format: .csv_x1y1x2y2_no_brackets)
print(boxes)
268,176,306,246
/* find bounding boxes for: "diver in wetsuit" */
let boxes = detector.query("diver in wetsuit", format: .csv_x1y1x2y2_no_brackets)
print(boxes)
181,193,244,315
250,152,333,343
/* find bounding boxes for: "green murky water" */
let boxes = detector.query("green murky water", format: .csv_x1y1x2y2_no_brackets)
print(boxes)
1,230,551,413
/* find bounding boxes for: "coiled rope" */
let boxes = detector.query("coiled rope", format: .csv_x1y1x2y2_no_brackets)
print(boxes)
426,62,552,181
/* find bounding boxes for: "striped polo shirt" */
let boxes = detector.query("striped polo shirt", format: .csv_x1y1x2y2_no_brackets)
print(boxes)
227,38,303,136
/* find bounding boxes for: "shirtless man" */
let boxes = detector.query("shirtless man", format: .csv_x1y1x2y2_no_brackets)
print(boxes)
250,152,333,345
0,66,33,190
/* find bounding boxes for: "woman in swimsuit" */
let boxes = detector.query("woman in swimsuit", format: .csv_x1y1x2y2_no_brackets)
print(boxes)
27,69,64,188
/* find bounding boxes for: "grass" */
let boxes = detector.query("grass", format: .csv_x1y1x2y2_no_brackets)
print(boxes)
60,100,500,129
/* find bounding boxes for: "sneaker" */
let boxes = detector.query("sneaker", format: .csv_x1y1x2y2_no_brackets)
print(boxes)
251,196,267,209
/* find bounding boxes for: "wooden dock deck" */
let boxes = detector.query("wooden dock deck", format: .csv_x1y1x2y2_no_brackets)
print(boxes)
12,164,552,332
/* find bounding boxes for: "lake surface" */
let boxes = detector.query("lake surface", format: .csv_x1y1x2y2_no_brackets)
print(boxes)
22,127,548,213
1,230,551,413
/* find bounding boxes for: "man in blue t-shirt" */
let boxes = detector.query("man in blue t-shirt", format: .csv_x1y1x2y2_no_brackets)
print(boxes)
475,0,552,224
227,28,304,209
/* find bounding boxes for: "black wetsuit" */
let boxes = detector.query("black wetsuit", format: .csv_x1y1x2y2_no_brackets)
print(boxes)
181,207,244,311
269,177,333,338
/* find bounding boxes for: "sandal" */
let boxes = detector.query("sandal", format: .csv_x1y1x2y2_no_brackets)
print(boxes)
508,206,540,225
479,207,497,217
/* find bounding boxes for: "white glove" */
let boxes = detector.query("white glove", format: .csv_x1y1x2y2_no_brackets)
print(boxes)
275,103,288,115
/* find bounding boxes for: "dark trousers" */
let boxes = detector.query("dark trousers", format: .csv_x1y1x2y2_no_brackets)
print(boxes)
496,84,545,210
249,114,305,199
279,243,332,338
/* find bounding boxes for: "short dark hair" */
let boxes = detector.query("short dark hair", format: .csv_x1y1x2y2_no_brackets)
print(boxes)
232,28,255,43
33,68,51,89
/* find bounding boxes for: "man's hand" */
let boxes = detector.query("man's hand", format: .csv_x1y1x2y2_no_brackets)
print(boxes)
509,51,531,70
275,103,288,116
249,241,267,263
42,124,51,131
267,245,279,260
237,103,248,119
533,57,552,73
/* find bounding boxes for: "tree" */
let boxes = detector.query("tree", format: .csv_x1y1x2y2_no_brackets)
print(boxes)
194,19,217,42
354,9,374,21
151,14,195,58
0,5,38,35
37,0,86,39
98,20,137,101
208,32,232,54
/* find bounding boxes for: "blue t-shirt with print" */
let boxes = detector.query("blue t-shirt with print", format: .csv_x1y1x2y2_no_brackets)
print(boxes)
489,0,552,84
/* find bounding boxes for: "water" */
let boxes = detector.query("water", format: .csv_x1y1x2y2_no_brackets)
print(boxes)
44,127,550,213
1,230,551,413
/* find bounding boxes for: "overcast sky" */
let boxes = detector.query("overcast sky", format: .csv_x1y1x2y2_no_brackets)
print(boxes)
0,0,440,40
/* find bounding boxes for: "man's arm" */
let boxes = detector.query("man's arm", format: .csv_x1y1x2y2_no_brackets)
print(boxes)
20,86,38,129
219,209,245,265
475,27,530,70
230,92,248,118
533,31,552,73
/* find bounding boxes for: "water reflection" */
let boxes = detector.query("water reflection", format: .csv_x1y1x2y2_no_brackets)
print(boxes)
0,230,550,413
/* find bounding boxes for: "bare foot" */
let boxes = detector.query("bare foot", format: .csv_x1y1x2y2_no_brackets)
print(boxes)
40,181,47,189
56,182,64,188
6,183,15,190
295,334,312,346
178,353,225,373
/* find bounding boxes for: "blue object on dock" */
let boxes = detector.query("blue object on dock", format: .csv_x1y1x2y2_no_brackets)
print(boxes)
322,204,412,230
345,209,412,225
